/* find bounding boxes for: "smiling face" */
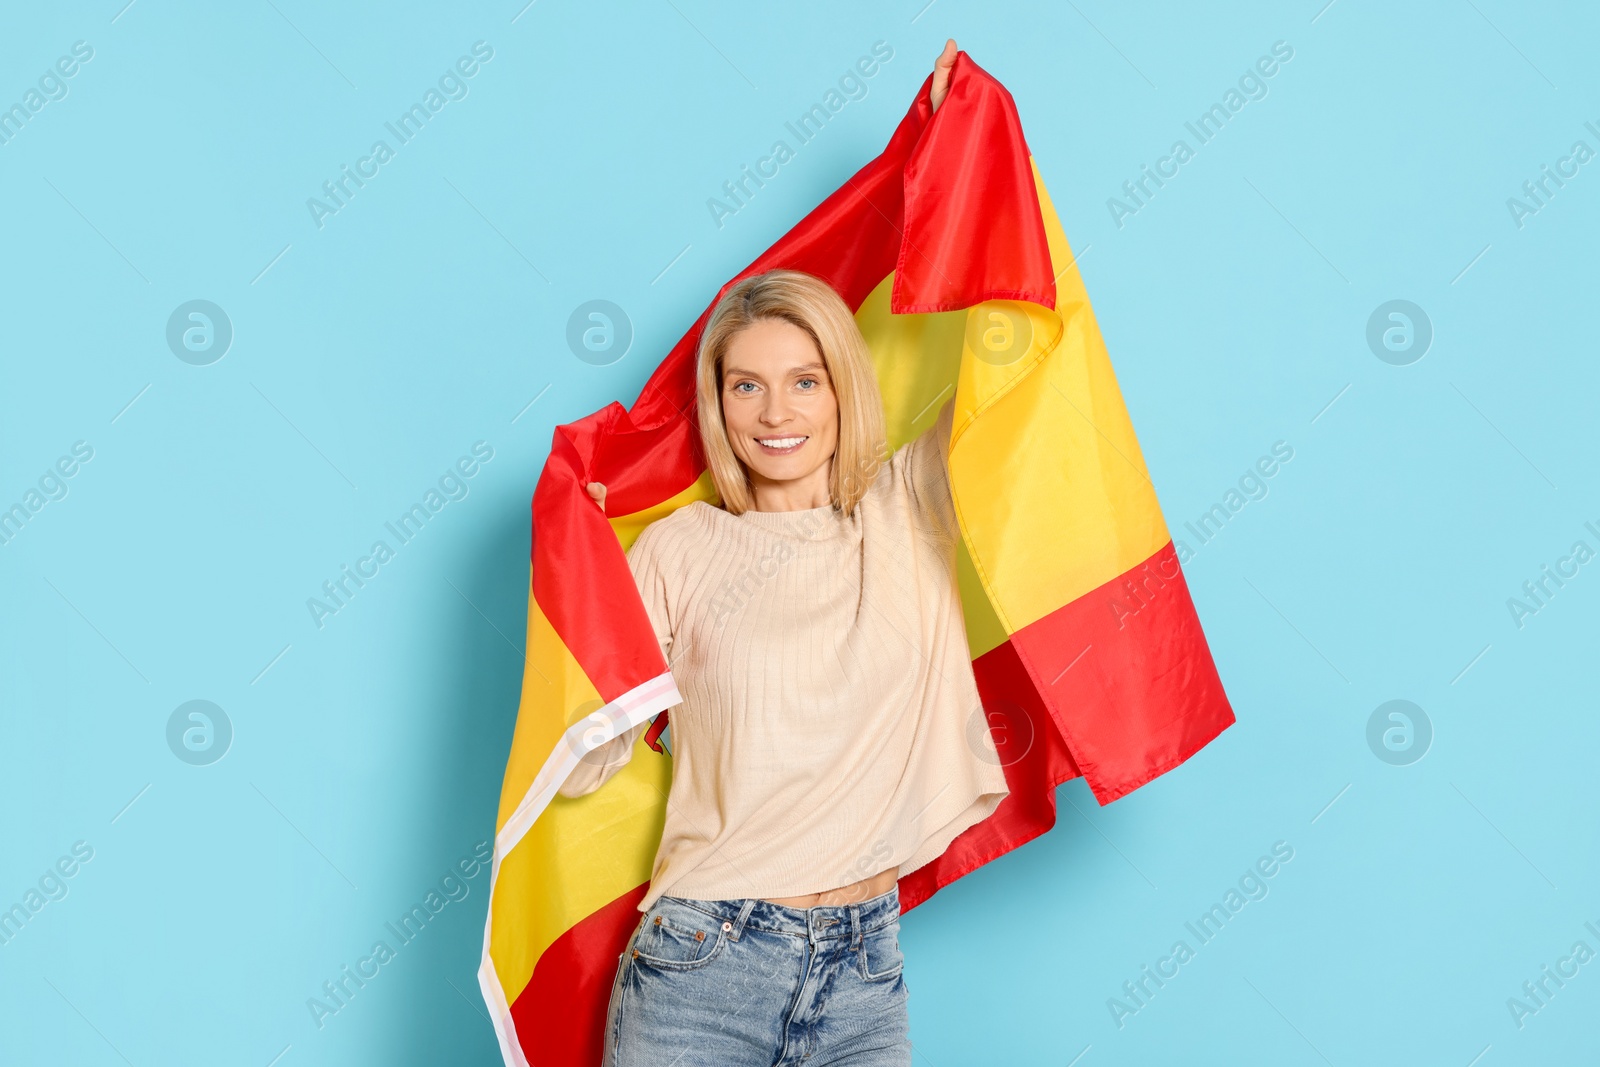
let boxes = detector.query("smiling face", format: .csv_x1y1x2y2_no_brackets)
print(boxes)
719,318,840,510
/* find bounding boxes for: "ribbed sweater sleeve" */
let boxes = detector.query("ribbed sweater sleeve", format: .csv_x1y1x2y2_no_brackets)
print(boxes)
905,397,957,546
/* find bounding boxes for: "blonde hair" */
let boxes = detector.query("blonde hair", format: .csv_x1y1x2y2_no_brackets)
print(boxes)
695,270,887,518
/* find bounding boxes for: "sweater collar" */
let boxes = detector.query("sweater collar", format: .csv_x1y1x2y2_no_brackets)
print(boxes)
723,500,857,542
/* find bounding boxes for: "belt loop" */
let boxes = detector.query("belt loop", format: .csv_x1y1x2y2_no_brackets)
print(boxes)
731,898,757,941
849,903,862,951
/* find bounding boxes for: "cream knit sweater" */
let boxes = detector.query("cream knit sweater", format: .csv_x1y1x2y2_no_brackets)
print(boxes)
558,398,1011,913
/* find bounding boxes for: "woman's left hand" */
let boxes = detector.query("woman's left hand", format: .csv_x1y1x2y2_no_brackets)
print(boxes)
930,38,957,112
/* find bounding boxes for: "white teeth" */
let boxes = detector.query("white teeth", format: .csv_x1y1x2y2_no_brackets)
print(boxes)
757,436,806,448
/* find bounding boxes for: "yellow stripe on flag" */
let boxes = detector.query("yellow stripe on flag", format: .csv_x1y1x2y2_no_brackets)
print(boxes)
494,585,592,832
488,734,670,1005
953,162,1171,632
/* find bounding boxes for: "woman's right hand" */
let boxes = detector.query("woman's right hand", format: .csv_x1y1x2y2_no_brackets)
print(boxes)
586,481,607,513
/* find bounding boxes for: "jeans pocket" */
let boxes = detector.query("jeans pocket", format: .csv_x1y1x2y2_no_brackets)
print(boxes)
631,897,727,972
857,918,904,982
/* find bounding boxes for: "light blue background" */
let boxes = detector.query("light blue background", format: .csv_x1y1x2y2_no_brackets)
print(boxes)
2,1,1596,1064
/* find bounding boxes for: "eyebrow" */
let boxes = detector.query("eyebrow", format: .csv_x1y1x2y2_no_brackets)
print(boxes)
722,361,827,379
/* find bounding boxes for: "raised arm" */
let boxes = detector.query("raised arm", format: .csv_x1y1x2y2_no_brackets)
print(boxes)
897,395,959,547
558,719,649,799
931,39,956,113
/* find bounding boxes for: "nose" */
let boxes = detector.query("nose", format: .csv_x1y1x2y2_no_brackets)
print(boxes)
758,396,796,426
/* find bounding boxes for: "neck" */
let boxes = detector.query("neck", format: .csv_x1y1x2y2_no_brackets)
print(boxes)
747,465,833,513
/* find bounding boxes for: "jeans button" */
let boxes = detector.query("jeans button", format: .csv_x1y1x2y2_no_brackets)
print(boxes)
722,920,732,931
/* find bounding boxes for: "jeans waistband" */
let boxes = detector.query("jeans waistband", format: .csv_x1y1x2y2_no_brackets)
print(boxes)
659,882,900,943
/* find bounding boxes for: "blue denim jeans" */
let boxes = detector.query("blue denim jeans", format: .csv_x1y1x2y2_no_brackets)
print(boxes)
603,883,912,1066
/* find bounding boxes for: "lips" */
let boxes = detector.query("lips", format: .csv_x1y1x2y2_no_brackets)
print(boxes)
754,435,808,455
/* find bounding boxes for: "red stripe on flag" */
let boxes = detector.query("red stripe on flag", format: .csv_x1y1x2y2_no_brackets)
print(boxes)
510,885,648,1067
897,542,1233,911
898,632,1084,914
1012,541,1235,805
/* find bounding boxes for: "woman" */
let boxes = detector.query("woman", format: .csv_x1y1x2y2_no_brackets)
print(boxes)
565,39,1006,1067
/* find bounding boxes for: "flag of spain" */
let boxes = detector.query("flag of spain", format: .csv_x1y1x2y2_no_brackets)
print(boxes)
479,51,1235,1067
